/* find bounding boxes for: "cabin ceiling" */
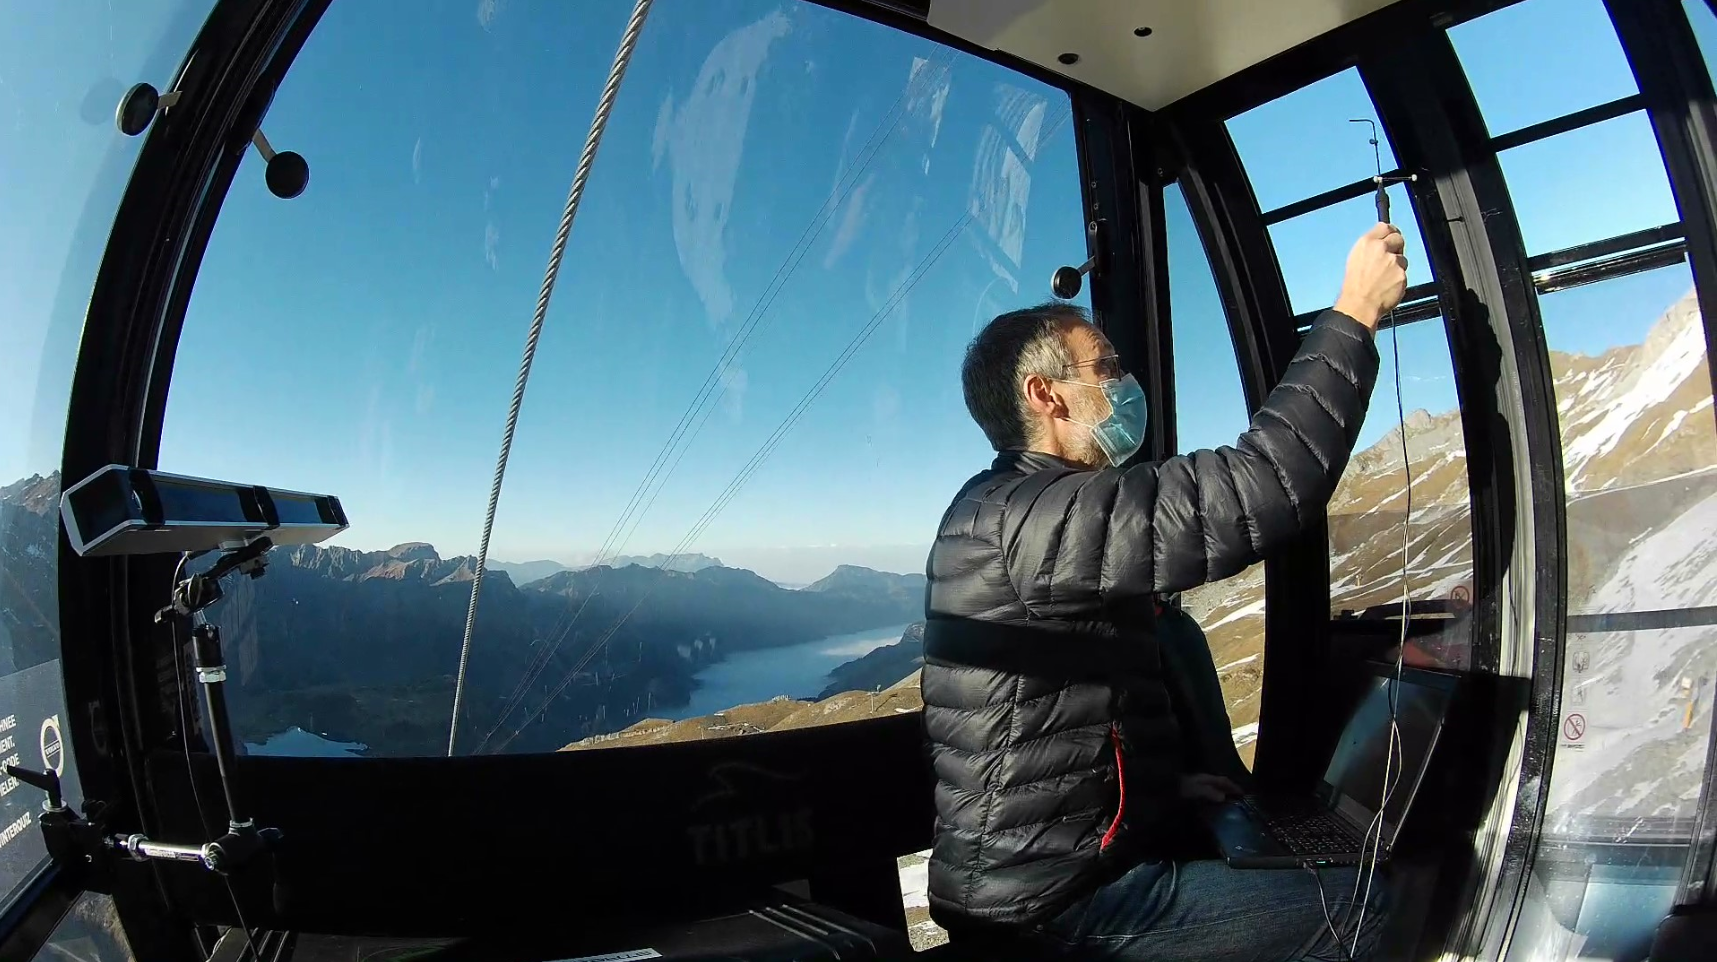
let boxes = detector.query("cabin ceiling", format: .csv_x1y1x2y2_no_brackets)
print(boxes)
923,0,1408,110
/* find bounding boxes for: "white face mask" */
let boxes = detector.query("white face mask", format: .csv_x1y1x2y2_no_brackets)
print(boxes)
1053,373,1149,466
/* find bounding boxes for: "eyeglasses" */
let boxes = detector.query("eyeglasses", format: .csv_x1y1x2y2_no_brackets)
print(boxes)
1065,353,1124,381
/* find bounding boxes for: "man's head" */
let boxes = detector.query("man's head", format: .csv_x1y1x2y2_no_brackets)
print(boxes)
960,302,1142,469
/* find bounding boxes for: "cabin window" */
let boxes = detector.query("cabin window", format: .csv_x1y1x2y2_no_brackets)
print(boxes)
1268,186,1433,316
1451,0,1717,953
1497,112,1681,259
1510,260,1715,962
1326,316,1476,671
1164,182,1267,767
1227,68,1394,215
1448,0,1639,136
1224,61,1477,666
158,0,1086,759
1539,261,1717,835
0,0,207,920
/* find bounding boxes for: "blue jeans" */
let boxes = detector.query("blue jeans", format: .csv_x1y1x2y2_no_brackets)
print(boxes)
1034,857,1392,961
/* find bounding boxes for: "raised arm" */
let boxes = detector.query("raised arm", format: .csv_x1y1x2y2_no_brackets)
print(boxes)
1100,224,1402,598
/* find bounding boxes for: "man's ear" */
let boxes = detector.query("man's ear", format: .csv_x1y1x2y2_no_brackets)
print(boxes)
1022,373,1066,420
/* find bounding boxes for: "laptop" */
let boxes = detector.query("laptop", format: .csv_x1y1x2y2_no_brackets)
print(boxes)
1202,664,1457,869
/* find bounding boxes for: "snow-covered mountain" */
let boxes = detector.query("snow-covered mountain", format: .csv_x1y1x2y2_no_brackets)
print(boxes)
1184,286,1717,791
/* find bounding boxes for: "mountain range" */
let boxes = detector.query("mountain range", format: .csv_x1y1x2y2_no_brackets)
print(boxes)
487,552,725,586
0,479,923,755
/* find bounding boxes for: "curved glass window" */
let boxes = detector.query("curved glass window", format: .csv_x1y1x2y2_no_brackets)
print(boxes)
1165,183,1267,767
160,0,1087,758
0,0,211,918
1510,261,1717,962
1228,67,1393,215
1499,111,1680,258
1449,0,1639,137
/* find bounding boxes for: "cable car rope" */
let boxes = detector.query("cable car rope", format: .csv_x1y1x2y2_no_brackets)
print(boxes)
489,210,965,754
470,55,955,753
448,0,656,757
487,110,1072,753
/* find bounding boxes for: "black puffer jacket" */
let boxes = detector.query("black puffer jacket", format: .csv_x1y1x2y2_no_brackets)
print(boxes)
922,310,1379,932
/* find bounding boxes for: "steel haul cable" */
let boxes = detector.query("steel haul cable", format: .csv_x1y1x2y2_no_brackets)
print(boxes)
592,53,952,571
447,0,656,757
488,110,1071,752
489,212,968,753
471,53,955,753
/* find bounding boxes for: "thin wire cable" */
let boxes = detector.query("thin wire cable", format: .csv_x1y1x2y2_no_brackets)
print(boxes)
447,0,656,757
1349,306,1412,956
1306,865,1354,962
471,54,955,750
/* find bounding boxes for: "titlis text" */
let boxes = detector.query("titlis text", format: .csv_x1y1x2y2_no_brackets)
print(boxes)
687,808,814,867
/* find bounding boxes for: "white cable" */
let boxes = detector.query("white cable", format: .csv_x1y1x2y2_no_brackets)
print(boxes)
447,0,657,757
1348,300,1413,957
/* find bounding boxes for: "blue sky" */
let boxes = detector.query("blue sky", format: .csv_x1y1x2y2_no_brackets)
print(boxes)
0,0,1699,584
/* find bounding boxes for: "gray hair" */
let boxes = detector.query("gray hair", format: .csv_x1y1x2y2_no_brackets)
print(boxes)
961,301,1089,450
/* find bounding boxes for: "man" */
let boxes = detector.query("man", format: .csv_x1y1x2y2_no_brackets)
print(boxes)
922,223,1407,961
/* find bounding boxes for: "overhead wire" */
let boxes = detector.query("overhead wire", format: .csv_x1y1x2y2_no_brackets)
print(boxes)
470,53,955,753
447,0,656,757
488,109,1073,753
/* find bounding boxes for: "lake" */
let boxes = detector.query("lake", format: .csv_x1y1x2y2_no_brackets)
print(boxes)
245,725,368,757
242,623,908,754
661,623,910,721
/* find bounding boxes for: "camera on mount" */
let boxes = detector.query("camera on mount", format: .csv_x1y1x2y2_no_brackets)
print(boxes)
60,464,347,558
2,465,349,905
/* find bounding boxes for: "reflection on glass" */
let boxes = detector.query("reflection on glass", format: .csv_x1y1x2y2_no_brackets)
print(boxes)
160,1,1085,760
1498,112,1680,258
1270,185,1431,316
1164,182,1265,768
1,0,209,920
27,892,136,962
1226,68,1395,215
1326,319,1476,671
1449,0,1638,137
1512,263,1717,961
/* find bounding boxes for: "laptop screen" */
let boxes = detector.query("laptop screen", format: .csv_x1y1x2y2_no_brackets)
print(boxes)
1323,670,1455,842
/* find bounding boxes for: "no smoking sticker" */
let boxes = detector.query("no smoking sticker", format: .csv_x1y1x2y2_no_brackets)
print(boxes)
1563,712,1586,742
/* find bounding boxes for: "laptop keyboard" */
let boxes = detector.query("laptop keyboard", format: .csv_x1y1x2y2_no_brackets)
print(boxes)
1242,796,1363,855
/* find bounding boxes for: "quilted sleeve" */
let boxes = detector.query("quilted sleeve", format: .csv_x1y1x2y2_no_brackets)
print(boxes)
1102,309,1380,599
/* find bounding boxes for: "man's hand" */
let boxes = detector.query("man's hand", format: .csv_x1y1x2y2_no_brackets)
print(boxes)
1178,772,1245,803
1333,222,1409,331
